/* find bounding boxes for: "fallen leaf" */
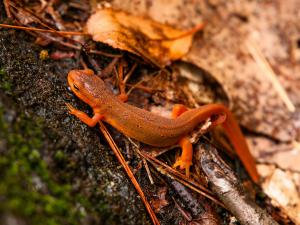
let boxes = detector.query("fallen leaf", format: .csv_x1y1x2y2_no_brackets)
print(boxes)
184,1,298,142
261,169,300,225
150,187,169,213
248,137,300,172
86,8,202,67
110,0,204,29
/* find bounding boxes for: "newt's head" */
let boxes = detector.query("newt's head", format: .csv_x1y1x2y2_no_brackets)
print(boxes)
68,69,100,107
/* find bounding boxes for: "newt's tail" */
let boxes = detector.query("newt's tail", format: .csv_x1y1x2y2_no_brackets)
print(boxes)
221,108,260,183
184,103,259,182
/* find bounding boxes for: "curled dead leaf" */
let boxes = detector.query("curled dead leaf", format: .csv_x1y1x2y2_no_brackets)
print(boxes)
261,168,300,224
87,8,203,67
150,186,169,213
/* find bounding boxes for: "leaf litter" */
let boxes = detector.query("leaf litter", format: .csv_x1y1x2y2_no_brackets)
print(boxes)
3,0,300,224
110,0,300,223
86,8,203,68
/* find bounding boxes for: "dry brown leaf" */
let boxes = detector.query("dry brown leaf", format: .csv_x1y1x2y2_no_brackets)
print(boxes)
150,187,169,213
186,35,296,142
110,0,204,29
260,168,300,225
184,3,298,142
248,137,300,172
86,8,202,67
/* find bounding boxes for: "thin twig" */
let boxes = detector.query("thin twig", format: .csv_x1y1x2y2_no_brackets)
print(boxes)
89,49,122,58
3,0,12,18
124,63,138,84
100,57,120,77
126,138,154,184
127,79,146,96
246,39,295,112
98,122,160,225
126,137,224,207
126,83,159,93
9,0,57,30
140,152,226,208
0,24,122,58
0,24,87,35
143,159,154,184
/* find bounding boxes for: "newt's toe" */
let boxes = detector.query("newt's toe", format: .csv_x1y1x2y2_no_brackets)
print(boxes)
173,158,192,178
65,103,75,114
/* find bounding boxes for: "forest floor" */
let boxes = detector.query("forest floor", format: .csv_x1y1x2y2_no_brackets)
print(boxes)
0,0,300,225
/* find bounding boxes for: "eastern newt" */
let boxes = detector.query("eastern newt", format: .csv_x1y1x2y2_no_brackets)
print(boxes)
66,69,259,183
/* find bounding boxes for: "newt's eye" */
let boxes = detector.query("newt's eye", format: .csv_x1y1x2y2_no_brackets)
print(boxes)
73,84,80,91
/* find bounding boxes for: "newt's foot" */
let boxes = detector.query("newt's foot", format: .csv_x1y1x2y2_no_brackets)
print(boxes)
65,103,103,127
173,158,192,178
118,93,128,102
65,103,76,114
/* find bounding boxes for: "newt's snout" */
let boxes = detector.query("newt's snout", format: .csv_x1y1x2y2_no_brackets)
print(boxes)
67,69,100,107
68,69,95,90
68,69,94,84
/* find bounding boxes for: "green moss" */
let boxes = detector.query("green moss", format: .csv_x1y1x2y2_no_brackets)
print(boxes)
0,27,149,225
0,68,5,75
0,68,12,92
54,150,65,161
0,106,95,225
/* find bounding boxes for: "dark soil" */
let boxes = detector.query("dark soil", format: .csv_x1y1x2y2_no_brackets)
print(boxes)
0,3,152,225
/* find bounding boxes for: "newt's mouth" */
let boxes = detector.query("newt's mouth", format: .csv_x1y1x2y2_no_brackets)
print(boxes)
67,70,83,91
67,71,82,97
67,73,73,88
67,70,79,86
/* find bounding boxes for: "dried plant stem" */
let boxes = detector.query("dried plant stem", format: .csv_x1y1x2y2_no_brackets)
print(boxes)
140,152,226,208
3,0,12,18
98,122,160,225
0,24,86,35
246,39,295,112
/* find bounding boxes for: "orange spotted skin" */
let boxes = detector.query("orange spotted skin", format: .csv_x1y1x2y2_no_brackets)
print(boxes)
67,69,259,182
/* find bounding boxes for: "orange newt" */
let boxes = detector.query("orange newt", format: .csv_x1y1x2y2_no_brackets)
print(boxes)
66,69,259,183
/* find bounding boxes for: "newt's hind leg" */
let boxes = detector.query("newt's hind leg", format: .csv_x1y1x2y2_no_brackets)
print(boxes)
172,104,193,177
173,136,193,177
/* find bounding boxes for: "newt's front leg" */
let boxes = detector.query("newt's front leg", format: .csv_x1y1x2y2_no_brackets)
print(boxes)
66,103,104,127
172,104,193,177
